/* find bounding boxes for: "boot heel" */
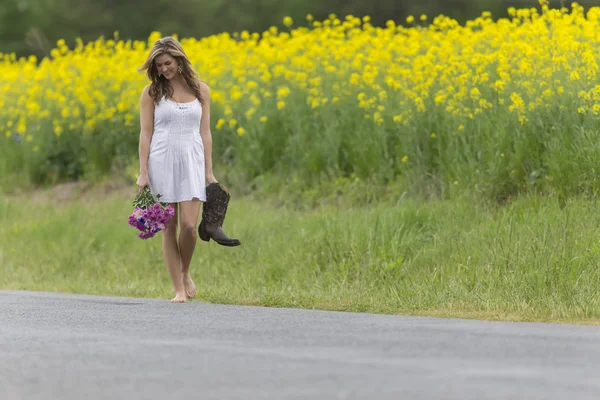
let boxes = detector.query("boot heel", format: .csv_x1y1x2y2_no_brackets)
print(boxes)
198,223,210,242
199,231,210,242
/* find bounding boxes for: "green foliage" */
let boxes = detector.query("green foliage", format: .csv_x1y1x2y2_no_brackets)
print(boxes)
3,0,600,202
133,186,168,210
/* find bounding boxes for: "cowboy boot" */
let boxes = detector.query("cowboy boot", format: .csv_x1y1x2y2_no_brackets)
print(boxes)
198,182,241,246
209,183,241,246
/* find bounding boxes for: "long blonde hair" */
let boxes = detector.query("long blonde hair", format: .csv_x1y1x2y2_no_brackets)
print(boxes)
138,36,204,106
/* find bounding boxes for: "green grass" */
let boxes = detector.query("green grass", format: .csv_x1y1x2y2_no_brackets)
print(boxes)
2,183,600,325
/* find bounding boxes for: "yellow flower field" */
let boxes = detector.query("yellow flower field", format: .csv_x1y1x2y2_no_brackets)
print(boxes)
2,1,600,198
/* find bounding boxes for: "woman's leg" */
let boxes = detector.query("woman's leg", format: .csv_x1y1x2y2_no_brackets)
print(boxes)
178,199,202,298
162,202,187,303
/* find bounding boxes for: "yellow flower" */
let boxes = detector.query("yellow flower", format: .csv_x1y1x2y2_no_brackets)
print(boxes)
245,108,256,119
283,17,294,27
260,116,268,123
215,118,225,130
17,120,26,134
401,155,408,163
508,92,525,112
277,86,290,99
277,101,286,110
237,127,246,136
570,70,581,81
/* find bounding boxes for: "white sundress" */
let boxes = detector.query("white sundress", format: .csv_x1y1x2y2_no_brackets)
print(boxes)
148,96,207,203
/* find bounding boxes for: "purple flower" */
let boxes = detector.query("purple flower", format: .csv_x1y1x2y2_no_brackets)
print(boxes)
127,198,175,240
138,231,156,240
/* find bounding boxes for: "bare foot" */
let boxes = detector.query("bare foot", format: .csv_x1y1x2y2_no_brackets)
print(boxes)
171,292,187,303
183,275,196,299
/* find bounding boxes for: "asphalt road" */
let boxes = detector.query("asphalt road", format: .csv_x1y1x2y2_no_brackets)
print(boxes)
1,290,600,400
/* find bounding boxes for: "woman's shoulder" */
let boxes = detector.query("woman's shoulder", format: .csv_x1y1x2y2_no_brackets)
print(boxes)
198,81,210,99
140,84,159,106
141,84,152,97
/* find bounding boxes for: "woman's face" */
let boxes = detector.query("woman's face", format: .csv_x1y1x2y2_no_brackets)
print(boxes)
155,53,178,80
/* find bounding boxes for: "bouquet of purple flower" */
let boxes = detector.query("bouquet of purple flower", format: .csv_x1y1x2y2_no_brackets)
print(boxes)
128,187,175,239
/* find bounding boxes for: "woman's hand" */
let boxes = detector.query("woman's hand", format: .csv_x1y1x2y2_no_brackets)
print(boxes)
206,173,218,185
137,172,150,192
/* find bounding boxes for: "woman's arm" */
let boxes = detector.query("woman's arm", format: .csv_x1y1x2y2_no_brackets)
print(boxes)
200,82,217,184
137,85,154,190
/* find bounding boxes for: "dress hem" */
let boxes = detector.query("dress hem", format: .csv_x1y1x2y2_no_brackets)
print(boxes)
158,195,206,204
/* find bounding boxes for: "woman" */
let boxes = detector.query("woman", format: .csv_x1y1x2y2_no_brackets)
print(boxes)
136,36,216,303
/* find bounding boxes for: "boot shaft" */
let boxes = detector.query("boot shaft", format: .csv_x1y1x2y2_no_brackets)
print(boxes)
204,183,230,226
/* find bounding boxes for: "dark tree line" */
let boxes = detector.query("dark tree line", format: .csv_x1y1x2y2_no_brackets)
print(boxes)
0,0,594,58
